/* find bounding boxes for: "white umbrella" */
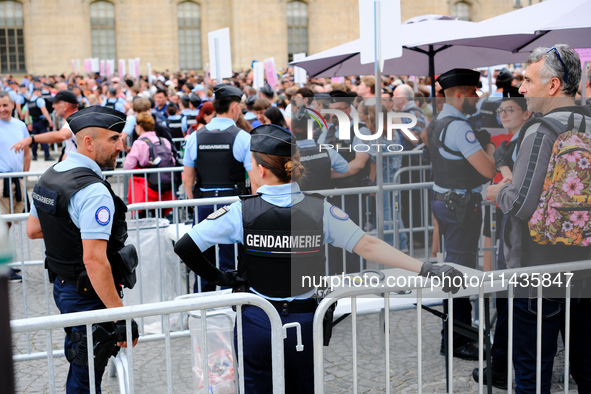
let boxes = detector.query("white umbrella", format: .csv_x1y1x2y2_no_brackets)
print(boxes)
290,17,527,95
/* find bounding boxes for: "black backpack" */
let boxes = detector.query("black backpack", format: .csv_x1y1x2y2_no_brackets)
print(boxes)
139,137,175,191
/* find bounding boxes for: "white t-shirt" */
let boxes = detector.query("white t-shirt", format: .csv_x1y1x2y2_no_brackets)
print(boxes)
62,121,77,159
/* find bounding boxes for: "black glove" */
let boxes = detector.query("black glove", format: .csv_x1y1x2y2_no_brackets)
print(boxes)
211,269,246,288
474,129,492,148
115,319,139,343
494,140,515,171
419,262,466,294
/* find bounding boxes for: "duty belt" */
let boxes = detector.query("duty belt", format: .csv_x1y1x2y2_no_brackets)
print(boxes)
268,298,318,316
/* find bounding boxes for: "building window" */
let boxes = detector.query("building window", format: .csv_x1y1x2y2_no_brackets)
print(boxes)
90,1,116,60
178,1,202,70
0,1,25,73
287,1,308,63
452,1,471,21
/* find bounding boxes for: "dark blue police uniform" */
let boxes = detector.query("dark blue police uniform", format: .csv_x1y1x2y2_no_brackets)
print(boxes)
183,84,253,292
29,106,136,393
427,69,492,357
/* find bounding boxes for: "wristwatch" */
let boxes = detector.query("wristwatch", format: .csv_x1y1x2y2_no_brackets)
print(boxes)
30,135,35,146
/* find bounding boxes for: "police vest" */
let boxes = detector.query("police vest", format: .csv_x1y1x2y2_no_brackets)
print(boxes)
27,98,43,121
427,116,490,190
41,91,54,114
104,98,117,110
165,117,184,139
185,114,197,128
239,193,325,298
298,142,331,191
332,124,371,188
196,125,245,191
32,167,128,281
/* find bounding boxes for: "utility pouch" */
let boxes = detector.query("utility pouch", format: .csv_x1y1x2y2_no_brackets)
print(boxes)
109,244,139,289
76,271,98,298
444,191,481,228
65,323,119,372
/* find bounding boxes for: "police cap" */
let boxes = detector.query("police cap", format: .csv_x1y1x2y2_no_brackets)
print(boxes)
437,68,480,91
67,106,126,135
213,84,243,100
261,83,274,97
496,67,513,87
246,94,257,106
250,124,297,157
46,90,78,105
189,93,202,107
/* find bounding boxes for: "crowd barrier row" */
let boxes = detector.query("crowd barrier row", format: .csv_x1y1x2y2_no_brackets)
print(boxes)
9,256,589,393
10,292,287,394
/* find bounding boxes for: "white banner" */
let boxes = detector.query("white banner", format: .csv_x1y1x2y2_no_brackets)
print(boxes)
293,53,307,86
208,27,232,81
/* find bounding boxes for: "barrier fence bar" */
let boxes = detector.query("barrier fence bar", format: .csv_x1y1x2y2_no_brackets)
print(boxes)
11,293,286,394
311,259,591,393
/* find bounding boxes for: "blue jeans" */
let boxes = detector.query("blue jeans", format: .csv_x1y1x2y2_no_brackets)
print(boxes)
53,277,107,394
383,191,408,250
513,296,591,394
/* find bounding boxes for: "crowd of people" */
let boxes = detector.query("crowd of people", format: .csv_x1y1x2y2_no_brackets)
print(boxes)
2,42,591,393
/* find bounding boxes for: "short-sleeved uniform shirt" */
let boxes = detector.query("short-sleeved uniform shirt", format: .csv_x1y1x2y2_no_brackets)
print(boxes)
0,117,29,172
186,182,365,300
102,98,125,114
432,103,484,195
30,152,114,241
183,117,252,192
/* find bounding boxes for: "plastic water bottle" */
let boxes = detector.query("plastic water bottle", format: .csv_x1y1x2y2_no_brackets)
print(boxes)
0,218,15,393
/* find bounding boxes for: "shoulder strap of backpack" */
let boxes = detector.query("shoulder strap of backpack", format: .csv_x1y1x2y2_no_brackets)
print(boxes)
139,137,156,162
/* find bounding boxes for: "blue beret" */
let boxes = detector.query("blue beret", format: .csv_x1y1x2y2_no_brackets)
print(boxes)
213,84,243,100
250,124,297,157
437,68,480,91
66,106,127,134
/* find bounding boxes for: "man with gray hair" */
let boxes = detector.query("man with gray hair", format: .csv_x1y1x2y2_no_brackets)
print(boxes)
487,44,591,393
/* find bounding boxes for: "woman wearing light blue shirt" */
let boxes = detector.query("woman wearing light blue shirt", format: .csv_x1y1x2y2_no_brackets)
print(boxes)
174,124,464,394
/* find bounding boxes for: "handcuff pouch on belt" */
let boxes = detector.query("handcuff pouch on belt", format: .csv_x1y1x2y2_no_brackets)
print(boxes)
65,323,119,372
109,244,139,290
75,244,138,298
443,190,482,228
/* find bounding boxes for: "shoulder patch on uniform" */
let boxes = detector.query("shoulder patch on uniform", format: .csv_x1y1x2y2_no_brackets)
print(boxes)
465,130,477,143
330,206,349,221
207,205,231,220
95,206,111,226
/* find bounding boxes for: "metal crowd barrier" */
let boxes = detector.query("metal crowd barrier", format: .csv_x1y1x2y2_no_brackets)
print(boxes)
312,260,591,394
0,166,185,215
3,178,504,321
11,292,287,394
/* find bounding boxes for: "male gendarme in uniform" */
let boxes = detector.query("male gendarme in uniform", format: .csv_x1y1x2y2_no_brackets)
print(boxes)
427,68,496,361
27,106,139,394
182,83,259,292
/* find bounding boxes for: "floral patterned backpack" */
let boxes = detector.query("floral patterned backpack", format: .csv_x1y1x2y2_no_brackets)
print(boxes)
529,113,591,246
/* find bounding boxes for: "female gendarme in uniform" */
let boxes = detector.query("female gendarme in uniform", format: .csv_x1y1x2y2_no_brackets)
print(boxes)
174,124,464,394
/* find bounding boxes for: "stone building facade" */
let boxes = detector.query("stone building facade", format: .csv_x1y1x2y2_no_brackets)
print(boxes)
1,0,533,76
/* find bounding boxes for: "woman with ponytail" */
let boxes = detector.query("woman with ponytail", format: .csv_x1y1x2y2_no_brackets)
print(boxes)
174,124,465,394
